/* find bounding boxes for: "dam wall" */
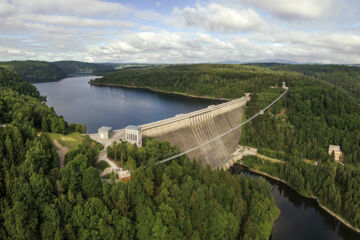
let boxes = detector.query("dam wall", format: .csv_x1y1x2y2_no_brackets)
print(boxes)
140,96,249,168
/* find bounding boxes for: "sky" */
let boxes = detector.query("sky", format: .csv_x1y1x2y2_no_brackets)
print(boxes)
0,0,360,64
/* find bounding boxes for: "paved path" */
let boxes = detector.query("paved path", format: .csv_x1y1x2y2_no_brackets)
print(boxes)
53,139,69,168
256,153,284,163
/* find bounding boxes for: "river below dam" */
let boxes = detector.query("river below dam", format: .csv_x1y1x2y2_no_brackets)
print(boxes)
34,75,360,240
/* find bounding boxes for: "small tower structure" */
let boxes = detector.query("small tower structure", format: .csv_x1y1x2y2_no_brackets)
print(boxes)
98,126,112,139
125,125,142,147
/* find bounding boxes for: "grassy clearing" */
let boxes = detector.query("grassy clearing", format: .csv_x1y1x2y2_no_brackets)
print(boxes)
49,132,86,150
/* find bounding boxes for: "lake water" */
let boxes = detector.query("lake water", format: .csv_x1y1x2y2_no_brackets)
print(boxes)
34,76,360,240
33,75,221,133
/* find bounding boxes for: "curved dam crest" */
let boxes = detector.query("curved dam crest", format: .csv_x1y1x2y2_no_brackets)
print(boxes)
140,96,250,168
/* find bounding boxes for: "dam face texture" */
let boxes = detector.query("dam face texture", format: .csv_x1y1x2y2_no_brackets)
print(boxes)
140,96,249,168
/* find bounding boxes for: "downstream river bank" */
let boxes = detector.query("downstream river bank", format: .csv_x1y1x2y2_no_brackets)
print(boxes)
230,164,360,240
34,76,360,240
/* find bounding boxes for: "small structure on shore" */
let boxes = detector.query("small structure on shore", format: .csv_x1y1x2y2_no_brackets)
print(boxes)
98,126,112,139
328,145,343,162
125,125,142,147
117,168,131,182
282,82,288,89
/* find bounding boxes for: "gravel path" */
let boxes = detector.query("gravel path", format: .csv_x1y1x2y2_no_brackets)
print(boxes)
53,139,69,168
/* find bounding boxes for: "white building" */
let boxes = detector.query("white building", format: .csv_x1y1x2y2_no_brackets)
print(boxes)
328,145,343,162
282,82,288,89
125,125,142,147
98,126,112,139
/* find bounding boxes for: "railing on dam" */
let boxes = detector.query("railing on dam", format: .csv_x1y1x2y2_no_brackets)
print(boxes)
139,95,249,131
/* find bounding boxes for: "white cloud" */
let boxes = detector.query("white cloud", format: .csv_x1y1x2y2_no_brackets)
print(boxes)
86,31,236,63
19,14,135,29
175,3,268,32
238,0,334,19
0,0,15,16
10,0,130,18
0,0,359,64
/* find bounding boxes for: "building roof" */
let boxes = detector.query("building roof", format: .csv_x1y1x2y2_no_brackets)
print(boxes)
329,145,341,151
98,126,112,132
125,125,141,131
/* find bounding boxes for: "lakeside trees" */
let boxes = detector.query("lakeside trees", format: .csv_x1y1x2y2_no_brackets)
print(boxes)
54,61,114,75
90,64,292,99
0,61,66,83
243,156,360,229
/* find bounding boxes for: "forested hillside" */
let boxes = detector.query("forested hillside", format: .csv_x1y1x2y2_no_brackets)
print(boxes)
54,61,115,75
90,64,291,99
0,61,66,82
0,67,280,239
248,63,360,99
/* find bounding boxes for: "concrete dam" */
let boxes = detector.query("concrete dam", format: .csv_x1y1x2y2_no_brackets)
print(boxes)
140,95,250,168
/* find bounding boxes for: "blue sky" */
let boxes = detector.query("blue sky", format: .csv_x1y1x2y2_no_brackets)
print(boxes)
0,0,359,63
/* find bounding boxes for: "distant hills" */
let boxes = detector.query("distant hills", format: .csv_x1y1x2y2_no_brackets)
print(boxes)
53,61,115,75
217,59,299,64
0,60,118,82
0,60,66,83
1,59,359,84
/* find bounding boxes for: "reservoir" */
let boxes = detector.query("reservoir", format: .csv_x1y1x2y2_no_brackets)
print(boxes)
34,76,360,240
33,75,221,133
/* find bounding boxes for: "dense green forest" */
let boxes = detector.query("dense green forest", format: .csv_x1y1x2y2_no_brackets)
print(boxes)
243,156,360,229
0,67,280,239
248,63,360,99
90,64,290,99
54,61,115,75
0,61,66,83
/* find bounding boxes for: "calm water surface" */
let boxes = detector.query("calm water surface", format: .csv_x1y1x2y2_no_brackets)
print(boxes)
33,76,221,133
230,165,360,240
34,76,360,240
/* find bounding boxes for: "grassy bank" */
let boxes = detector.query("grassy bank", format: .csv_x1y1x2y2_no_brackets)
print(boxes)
48,132,86,150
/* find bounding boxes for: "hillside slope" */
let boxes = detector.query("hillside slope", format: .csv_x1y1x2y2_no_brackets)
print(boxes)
248,63,360,98
54,60,114,75
0,60,66,83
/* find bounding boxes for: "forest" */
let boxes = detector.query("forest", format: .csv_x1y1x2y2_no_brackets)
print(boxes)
0,61,66,83
0,66,280,239
243,156,360,229
89,64,291,99
54,61,115,75
247,63,360,99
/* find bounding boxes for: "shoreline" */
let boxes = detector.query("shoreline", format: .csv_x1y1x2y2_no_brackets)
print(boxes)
89,82,232,101
240,164,360,234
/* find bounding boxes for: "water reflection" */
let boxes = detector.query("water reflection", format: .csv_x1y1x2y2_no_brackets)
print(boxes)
34,76,222,133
